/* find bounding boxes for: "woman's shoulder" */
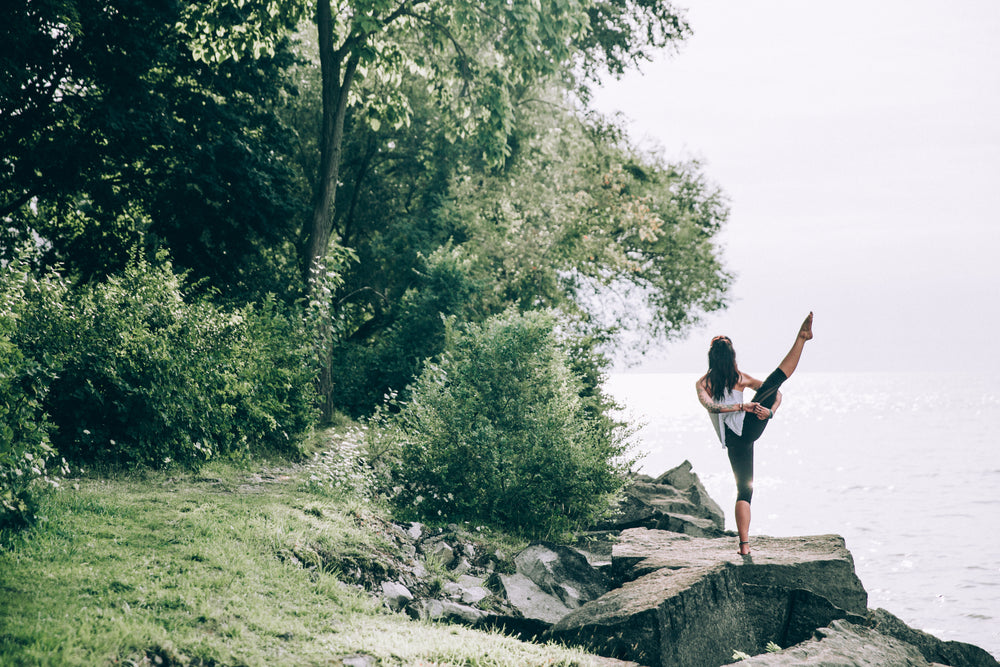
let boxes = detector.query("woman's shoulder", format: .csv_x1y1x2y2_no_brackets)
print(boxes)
736,372,761,390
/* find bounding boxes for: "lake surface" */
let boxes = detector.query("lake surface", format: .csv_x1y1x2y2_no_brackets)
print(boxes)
605,371,1000,659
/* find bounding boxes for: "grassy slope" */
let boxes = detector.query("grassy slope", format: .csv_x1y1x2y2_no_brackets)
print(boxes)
0,462,608,667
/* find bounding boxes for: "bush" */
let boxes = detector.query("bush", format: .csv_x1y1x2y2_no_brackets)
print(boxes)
378,309,633,538
0,253,68,530
17,254,316,468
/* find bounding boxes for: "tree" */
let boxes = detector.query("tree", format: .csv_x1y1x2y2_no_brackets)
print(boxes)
321,86,731,414
1,0,305,298
441,104,732,348
176,0,691,278
175,0,694,418
6,0,717,420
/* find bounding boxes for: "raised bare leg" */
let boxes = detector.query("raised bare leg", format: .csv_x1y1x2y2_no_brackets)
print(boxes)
777,312,813,379
735,500,751,555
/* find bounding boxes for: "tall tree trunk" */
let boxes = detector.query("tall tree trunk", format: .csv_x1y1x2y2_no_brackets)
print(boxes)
308,0,361,421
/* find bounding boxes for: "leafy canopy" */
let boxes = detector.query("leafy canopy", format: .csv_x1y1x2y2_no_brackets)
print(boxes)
177,0,689,165
1,0,305,297
323,86,731,414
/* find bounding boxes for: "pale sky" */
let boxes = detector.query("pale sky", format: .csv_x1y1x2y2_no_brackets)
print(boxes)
593,0,1000,374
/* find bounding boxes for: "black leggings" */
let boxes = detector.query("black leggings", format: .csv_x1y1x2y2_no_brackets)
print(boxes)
725,368,787,504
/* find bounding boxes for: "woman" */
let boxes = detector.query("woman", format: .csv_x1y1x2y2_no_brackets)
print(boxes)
696,312,813,555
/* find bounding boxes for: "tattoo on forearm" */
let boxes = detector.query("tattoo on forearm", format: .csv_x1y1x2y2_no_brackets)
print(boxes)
698,392,740,414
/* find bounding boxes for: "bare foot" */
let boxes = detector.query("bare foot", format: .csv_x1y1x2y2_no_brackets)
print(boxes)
798,312,814,340
738,541,751,556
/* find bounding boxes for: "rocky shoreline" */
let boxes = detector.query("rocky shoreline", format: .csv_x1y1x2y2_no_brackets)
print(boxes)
333,461,998,667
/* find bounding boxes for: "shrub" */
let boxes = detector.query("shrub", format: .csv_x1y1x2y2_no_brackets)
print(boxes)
232,296,318,456
0,253,68,530
21,254,316,468
378,309,633,538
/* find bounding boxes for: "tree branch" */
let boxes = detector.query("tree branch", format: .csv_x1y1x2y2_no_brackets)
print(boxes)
340,136,379,245
336,0,430,60
403,11,472,82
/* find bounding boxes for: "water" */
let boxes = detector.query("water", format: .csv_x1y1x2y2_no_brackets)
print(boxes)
605,371,1000,659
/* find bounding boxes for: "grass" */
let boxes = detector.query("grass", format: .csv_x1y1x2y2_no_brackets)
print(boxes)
0,458,612,666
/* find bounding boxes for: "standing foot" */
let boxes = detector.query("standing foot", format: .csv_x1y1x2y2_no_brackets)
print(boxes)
798,312,814,340
738,541,751,556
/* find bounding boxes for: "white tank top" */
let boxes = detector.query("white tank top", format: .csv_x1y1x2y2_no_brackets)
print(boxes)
709,387,744,448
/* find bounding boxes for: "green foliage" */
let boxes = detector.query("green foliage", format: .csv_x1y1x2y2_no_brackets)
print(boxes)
1,0,307,299
302,427,375,498
377,310,633,538
3,0,731,431
0,253,69,529
234,296,319,453
330,244,483,416
15,253,316,468
323,85,730,416
440,102,732,350
577,0,691,92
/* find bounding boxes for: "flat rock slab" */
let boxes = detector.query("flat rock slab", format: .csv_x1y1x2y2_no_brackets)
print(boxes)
551,564,755,667
865,608,1000,667
612,528,868,615
500,572,575,625
728,619,938,666
550,528,871,667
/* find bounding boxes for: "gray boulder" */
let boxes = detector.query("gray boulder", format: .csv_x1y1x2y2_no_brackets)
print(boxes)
406,598,489,625
728,619,936,666
380,580,413,612
742,584,866,649
500,572,579,625
443,575,491,606
500,542,610,624
572,531,620,573
864,608,999,667
551,564,755,667
599,465,726,537
405,521,424,541
655,459,726,528
420,537,456,568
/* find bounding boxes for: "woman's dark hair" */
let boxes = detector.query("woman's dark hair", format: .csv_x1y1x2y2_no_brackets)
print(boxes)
707,336,739,401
